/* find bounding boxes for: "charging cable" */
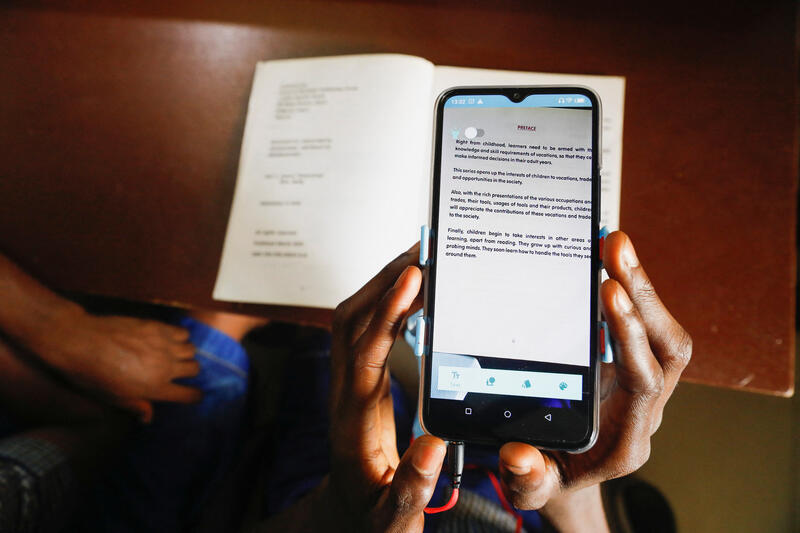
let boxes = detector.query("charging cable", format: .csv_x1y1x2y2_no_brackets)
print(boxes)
423,441,464,514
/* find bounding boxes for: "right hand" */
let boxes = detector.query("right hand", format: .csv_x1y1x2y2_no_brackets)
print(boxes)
38,311,202,422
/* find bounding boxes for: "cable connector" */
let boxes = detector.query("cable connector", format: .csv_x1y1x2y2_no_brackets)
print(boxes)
424,441,464,514
446,441,464,490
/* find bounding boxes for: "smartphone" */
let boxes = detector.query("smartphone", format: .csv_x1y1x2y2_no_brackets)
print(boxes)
419,87,602,451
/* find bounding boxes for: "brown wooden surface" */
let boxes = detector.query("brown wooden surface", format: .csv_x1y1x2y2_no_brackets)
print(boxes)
1,1,796,394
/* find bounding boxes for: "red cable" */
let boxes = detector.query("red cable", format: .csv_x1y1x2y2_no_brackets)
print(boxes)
417,451,522,533
466,464,523,533
485,469,523,533
424,487,460,514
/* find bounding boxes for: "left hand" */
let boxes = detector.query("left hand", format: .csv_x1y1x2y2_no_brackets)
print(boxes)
326,243,446,533
34,311,202,423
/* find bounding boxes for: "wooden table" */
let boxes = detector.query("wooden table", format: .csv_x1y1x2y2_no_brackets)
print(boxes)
1,1,796,395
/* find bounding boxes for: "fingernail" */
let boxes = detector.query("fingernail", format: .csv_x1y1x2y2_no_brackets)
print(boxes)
621,236,639,270
393,266,411,289
503,462,531,476
615,286,634,313
412,441,446,476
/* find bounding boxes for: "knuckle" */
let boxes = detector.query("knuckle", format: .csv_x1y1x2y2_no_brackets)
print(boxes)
650,411,664,435
626,313,648,342
505,490,527,509
333,300,353,330
390,485,414,513
631,441,652,471
672,330,693,368
631,372,663,400
647,371,665,397
632,276,659,306
179,345,195,357
507,487,546,511
141,321,158,335
400,247,416,262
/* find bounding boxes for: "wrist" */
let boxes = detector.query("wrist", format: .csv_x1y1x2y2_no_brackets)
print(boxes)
257,476,346,533
20,298,86,367
0,253,85,362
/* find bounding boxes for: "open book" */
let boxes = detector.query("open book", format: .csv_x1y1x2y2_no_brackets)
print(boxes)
213,54,625,309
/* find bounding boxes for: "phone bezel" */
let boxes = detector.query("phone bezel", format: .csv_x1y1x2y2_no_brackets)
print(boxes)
419,86,602,451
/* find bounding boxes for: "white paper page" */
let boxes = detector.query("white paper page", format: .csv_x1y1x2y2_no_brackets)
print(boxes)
430,66,625,230
214,54,434,308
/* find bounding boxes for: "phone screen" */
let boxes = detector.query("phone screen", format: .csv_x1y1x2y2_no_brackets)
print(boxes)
423,89,600,448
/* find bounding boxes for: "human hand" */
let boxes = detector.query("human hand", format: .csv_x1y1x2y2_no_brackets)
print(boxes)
497,231,692,525
326,244,446,533
35,311,201,423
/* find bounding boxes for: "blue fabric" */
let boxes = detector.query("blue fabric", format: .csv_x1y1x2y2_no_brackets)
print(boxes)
83,316,249,532
263,330,332,515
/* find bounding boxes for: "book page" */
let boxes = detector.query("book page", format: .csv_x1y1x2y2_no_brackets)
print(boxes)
431,66,625,230
213,54,434,308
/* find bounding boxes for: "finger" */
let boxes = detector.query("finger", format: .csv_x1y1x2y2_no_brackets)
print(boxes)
158,323,191,342
603,231,692,392
154,384,203,404
173,359,201,379
172,342,197,360
334,243,420,341
392,288,426,348
117,397,154,424
349,266,421,406
498,442,558,509
600,279,664,399
375,435,445,531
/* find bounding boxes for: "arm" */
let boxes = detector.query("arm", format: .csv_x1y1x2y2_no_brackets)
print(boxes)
0,253,201,422
0,253,82,350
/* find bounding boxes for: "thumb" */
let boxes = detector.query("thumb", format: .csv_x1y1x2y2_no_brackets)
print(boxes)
375,436,446,532
118,398,154,424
